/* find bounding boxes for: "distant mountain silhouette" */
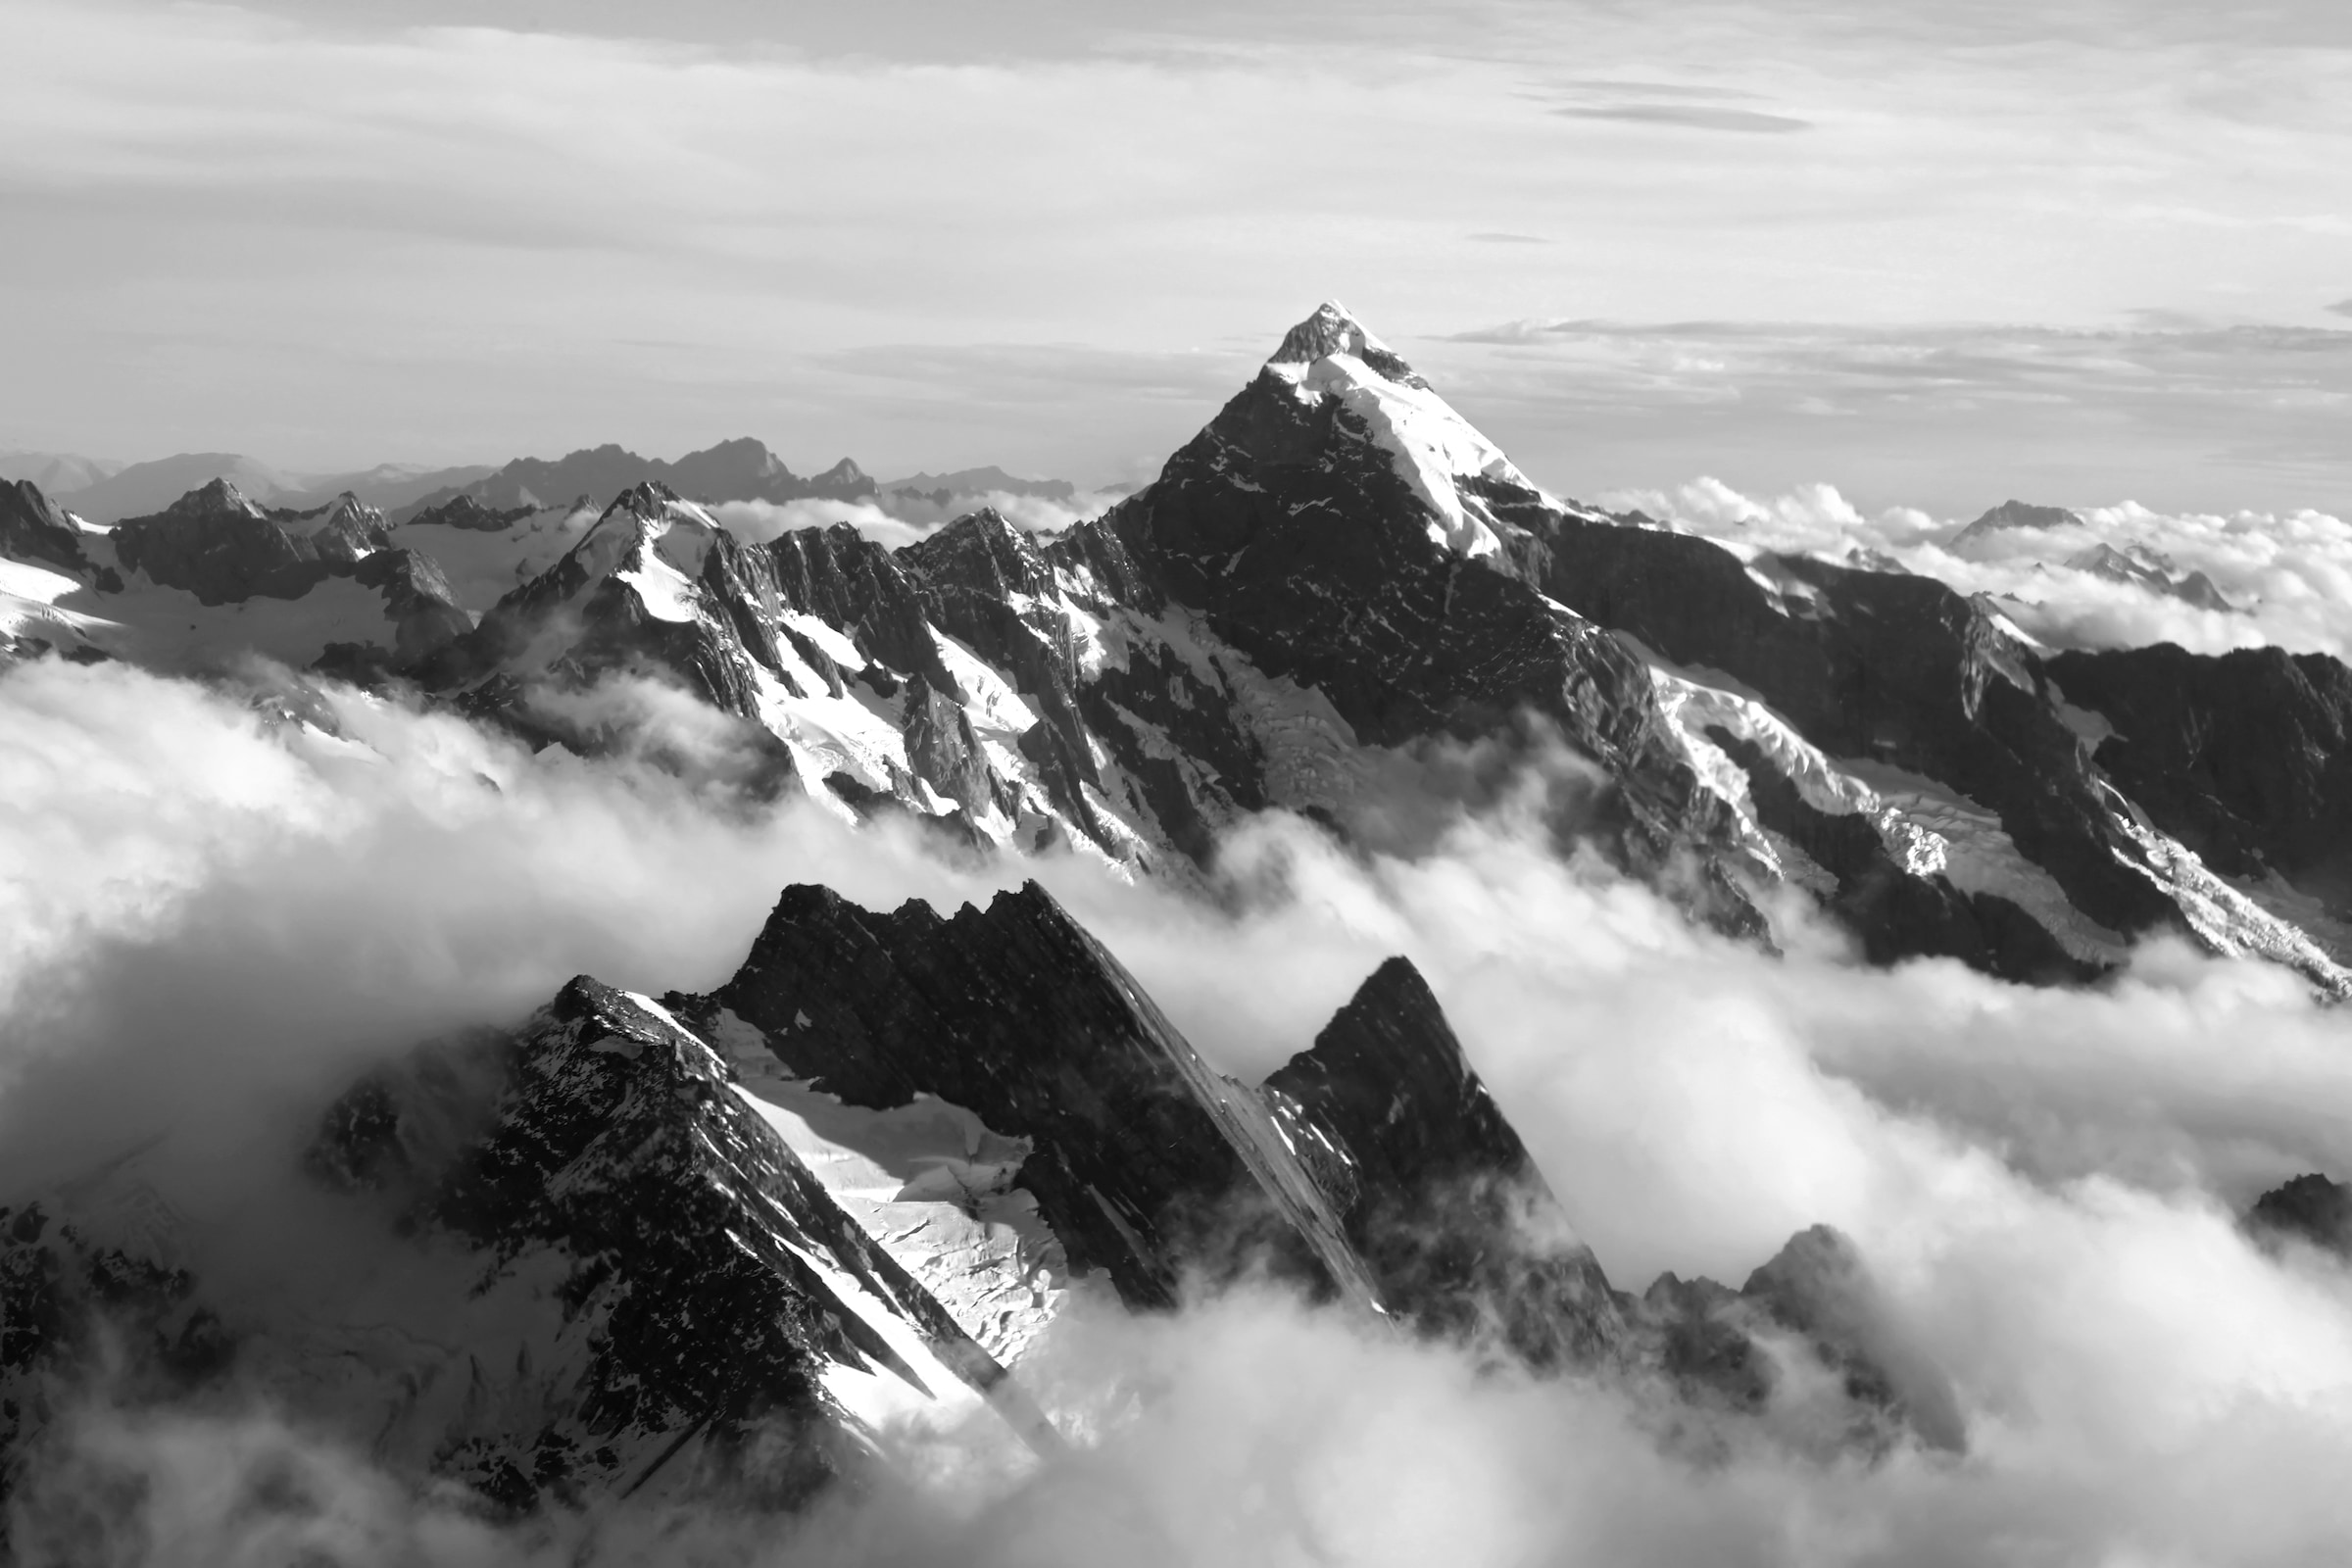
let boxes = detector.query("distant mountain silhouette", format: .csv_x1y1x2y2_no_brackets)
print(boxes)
393,439,876,521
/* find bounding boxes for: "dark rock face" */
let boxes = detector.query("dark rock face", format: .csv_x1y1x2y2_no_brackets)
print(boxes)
1095,369,1751,906
702,881,1347,1310
355,546,475,661
1521,517,2177,944
1706,727,2094,983
0,481,100,580
1638,1226,1964,1453
2247,1174,2352,1257
1260,957,1627,1365
2047,645,2352,899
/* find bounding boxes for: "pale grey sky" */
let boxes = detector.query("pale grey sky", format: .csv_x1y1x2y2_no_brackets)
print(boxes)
4,0,2351,514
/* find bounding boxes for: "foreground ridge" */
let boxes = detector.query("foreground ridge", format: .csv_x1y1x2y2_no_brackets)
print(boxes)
0,881,1948,1529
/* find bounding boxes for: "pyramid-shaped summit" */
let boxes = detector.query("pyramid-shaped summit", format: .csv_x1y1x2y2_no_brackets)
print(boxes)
167,476,268,518
1248,301,1544,559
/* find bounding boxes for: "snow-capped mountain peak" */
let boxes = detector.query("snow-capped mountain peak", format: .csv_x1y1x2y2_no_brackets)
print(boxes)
1266,300,1423,383
565,481,723,623
1261,301,1544,560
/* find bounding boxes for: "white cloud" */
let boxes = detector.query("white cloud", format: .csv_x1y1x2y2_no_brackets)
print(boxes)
710,488,1124,553
713,497,935,551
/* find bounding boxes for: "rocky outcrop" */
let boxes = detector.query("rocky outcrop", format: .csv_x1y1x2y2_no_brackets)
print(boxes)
1260,957,1627,1365
2247,1173,2352,1258
1636,1225,1964,1454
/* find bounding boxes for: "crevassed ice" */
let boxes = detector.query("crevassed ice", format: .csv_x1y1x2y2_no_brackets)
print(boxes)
1626,632,2130,964
2102,787,2352,996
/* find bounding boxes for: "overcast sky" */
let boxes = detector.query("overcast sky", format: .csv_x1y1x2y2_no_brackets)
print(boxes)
4,0,2351,514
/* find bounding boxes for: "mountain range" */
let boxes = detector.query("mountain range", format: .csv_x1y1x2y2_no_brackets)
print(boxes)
2,437,899,528
2,302,2349,1531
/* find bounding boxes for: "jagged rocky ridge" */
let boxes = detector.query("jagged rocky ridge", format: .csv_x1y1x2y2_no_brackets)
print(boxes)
0,881,1944,1533
687,880,1946,1436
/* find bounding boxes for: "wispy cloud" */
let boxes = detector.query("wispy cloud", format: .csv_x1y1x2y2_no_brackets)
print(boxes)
1556,104,1810,133
1603,472,2352,660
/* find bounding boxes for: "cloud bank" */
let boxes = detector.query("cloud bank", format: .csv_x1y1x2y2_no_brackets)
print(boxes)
1601,474,2352,659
